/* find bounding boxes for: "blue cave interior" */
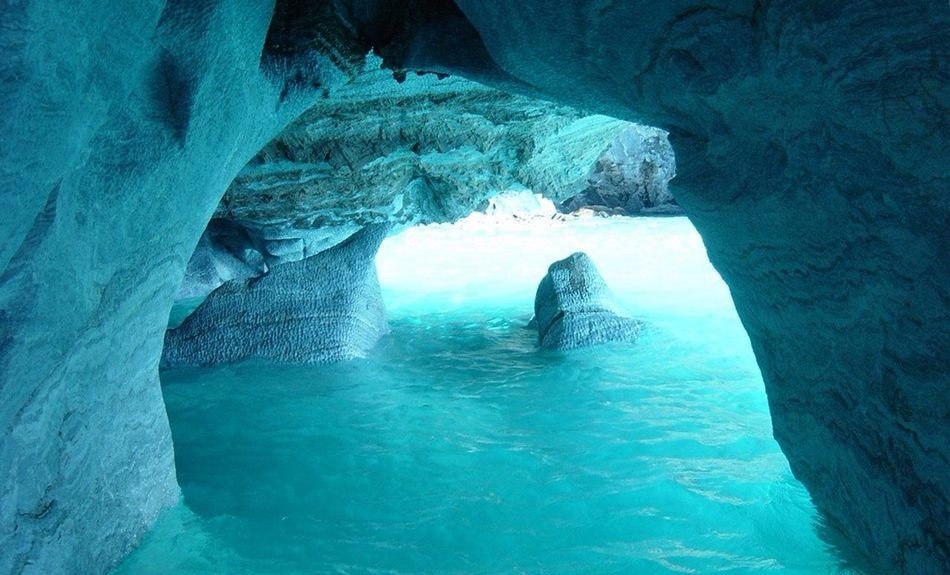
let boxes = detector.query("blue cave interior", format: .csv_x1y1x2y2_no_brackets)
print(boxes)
0,2,946,575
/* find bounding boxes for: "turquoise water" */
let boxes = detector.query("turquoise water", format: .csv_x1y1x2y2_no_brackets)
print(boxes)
117,217,865,574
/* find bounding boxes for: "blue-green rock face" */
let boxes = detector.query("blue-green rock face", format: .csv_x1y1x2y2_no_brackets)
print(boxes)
534,252,640,350
424,3,949,572
163,225,390,368
1,2,946,574
0,2,361,573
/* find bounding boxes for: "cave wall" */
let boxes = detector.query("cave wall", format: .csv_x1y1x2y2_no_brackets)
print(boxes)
425,2,948,573
215,60,669,248
0,1,359,573
178,60,674,300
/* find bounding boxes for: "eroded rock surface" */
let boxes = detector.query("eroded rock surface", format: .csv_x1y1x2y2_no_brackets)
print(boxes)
420,3,949,572
0,2,365,573
534,253,640,350
164,225,389,367
216,58,674,234
560,125,679,215
2,2,947,575
178,59,676,299
175,219,269,300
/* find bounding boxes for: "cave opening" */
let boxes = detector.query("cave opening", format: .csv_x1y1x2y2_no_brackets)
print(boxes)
130,206,876,575
127,58,876,569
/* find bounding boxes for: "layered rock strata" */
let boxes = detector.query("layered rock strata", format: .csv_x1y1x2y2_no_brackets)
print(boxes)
534,253,640,350
163,225,389,367
213,58,676,241
179,59,676,300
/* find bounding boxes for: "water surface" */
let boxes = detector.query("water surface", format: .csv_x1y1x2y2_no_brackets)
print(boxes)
117,216,862,574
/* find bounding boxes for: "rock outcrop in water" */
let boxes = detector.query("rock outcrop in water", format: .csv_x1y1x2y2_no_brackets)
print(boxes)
1,2,947,574
163,225,389,367
534,253,640,350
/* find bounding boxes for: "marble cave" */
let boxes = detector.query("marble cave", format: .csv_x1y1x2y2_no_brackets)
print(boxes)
0,2,947,574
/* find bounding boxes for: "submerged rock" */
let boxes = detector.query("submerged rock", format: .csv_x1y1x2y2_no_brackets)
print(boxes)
534,252,640,350
162,225,390,367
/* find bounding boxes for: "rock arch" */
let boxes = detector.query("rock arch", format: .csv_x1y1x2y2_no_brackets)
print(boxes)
1,2,946,574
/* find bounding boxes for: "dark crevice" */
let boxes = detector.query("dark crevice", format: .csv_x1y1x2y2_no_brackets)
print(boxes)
151,51,194,146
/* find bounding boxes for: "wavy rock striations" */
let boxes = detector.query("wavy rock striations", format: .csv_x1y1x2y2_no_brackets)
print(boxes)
220,62,674,224
534,253,640,350
0,1,369,573
1,2,947,575
163,225,389,367
178,60,675,298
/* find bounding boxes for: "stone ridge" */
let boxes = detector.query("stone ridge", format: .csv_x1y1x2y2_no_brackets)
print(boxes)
534,252,640,350
184,61,675,301
162,224,390,367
